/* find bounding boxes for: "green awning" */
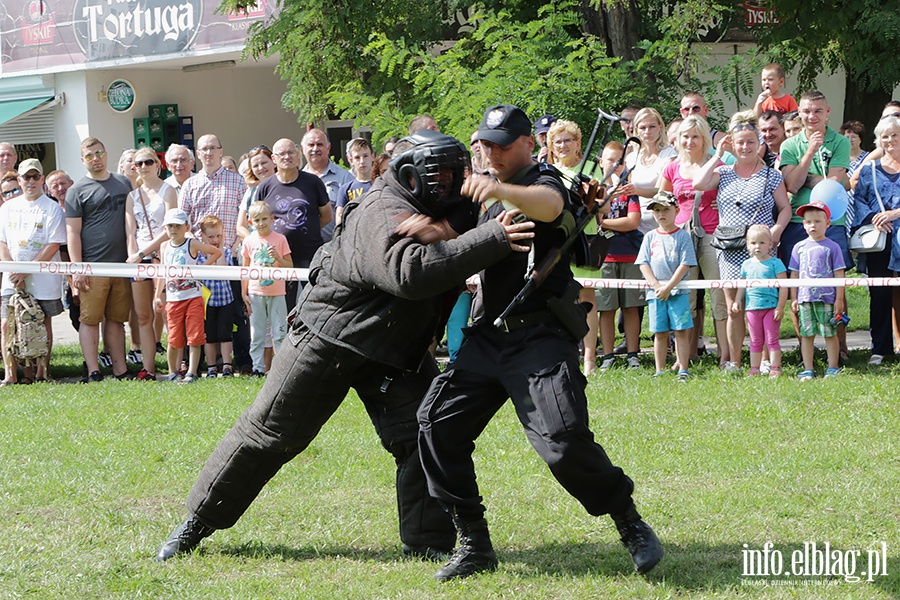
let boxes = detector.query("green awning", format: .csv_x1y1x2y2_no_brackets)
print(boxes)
0,96,53,127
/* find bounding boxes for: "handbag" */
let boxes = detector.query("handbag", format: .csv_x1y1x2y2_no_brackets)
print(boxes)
709,225,748,251
848,224,886,253
849,162,888,254
710,168,767,251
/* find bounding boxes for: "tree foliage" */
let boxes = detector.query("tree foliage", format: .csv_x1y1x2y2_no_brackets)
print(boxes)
752,0,900,95
326,2,693,145
220,0,771,144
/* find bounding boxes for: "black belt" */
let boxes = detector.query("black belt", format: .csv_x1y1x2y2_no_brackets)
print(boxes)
497,310,554,332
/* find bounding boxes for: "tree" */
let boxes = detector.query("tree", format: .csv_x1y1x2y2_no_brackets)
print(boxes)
751,0,900,136
222,0,741,145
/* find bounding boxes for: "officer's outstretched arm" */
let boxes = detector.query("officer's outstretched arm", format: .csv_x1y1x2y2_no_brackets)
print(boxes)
462,174,563,222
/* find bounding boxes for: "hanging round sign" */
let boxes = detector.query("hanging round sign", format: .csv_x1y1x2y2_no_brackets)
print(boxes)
107,79,137,113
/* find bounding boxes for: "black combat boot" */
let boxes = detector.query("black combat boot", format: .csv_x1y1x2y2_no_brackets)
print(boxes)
155,515,215,562
434,514,498,581
611,504,664,574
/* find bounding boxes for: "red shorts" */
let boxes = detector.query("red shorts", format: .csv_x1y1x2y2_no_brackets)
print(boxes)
166,296,206,348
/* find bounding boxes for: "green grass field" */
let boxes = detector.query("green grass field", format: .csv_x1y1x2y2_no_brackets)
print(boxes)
1,337,898,599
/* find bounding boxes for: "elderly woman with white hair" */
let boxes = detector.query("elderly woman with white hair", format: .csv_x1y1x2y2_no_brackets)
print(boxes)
851,115,900,365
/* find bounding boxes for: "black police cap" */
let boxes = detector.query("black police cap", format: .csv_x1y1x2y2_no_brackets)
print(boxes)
476,104,532,146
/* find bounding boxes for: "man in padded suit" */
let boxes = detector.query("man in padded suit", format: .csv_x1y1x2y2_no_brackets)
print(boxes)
155,130,536,562
417,104,664,581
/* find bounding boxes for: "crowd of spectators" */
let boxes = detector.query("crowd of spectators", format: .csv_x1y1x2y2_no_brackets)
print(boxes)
0,64,897,383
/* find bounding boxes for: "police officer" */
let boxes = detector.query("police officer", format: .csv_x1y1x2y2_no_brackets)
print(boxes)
156,131,536,561
417,105,664,581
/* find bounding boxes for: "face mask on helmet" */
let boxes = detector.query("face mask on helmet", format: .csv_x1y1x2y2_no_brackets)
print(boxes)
390,130,470,218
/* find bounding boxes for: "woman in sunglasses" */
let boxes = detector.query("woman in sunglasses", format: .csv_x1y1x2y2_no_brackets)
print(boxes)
1,171,22,204
693,110,792,373
125,147,178,381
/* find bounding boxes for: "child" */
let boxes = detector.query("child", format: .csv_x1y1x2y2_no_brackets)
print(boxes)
595,141,645,373
733,225,788,377
242,201,292,376
154,208,222,383
197,215,236,378
335,138,375,226
789,201,846,381
754,63,798,116
636,192,697,381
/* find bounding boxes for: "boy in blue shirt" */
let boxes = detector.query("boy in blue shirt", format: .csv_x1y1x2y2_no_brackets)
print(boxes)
636,192,697,381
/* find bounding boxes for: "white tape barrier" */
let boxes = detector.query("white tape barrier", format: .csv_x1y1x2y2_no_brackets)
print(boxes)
0,261,895,290
0,261,309,282
574,276,897,290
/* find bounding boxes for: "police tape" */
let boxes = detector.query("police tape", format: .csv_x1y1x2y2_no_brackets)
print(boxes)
0,261,310,282
573,276,897,290
1,260,896,290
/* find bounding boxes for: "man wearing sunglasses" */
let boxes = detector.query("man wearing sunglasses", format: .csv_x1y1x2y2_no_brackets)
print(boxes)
66,138,137,382
0,159,66,384
680,92,730,152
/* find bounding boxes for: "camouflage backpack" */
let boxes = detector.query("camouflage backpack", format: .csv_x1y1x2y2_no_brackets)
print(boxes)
5,290,47,367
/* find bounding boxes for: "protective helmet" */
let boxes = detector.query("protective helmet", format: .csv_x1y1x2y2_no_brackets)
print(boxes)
389,130,470,218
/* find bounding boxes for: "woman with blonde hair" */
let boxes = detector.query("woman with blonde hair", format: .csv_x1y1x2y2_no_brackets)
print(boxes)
117,149,139,190
125,147,179,381
658,115,729,365
547,119,603,374
619,107,677,234
693,109,791,373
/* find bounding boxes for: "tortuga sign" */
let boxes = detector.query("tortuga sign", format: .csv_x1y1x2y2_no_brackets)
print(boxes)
73,0,204,60
0,0,277,74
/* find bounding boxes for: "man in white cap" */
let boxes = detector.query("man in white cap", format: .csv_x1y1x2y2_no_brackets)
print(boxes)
0,159,66,383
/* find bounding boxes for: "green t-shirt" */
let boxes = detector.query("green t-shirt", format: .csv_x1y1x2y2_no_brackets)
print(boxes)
778,126,850,225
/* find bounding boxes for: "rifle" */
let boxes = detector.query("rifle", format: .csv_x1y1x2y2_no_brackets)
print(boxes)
493,136,642,329
573,108,626,193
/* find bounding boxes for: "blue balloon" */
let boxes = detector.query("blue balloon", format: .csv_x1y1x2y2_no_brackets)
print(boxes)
809,179,848,222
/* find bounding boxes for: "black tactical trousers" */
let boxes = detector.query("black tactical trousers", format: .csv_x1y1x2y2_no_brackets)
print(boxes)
418,323,635,521
187,322,455,550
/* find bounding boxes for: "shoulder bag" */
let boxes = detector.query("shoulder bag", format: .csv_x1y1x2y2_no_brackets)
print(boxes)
848,162,888,253
709,167,767,251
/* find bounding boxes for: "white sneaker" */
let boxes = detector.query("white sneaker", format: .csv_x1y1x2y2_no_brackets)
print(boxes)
759,360,771,376
626,355,641,369
723,361,742,374
599,356,616,372
868,354,884,366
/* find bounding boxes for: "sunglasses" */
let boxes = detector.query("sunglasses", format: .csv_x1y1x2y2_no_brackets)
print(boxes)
134,159,157,167
1,187,22,198
83,150,107,161
731,123,757,133
20,173,41,181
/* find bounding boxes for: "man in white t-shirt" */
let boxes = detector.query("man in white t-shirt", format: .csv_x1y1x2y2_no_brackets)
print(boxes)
0,158,67,383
